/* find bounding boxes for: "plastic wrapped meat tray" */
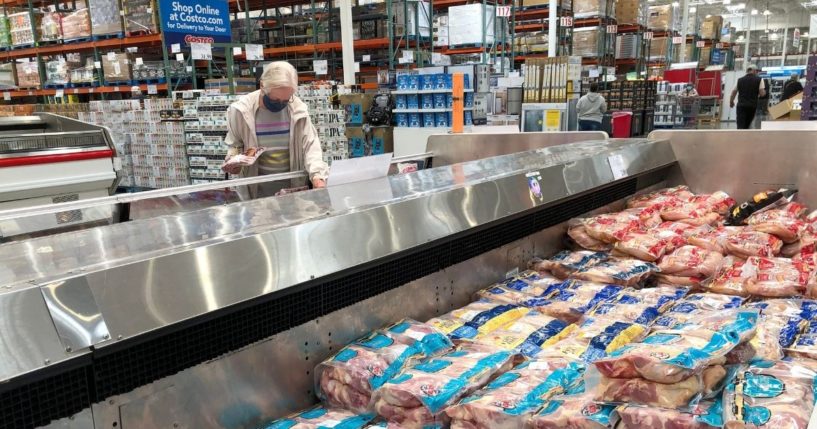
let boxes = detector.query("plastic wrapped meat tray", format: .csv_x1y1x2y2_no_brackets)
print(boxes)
615,401,723,429
520,280,623,323
593,309,757,383
530,250,608,279
445,357,583,429
538,315,648,362
626,186,695,209
657,245,724,282
570,259,659,287
613,229,687,262
469,311,569,357
475,271,563,305
652,293,745,329
747,203,807,243
723,230,783,258
371,346,515,428
315,320,453,412
532,391,617,429
260,405,375,429
427,300,529,341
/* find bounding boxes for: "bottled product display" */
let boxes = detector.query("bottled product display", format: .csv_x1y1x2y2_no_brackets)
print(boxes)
256,184,817,429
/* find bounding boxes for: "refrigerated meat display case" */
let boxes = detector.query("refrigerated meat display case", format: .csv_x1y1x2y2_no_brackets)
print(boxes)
0,113,120,239
0,130,815,429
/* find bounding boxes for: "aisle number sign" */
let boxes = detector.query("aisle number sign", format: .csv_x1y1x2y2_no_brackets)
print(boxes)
607,25,617,34
158,0,231,47
560,16,573,27
672,36,683,44
793,28,801,48
644,31,654,40
496,6,512,17
696,40,706,47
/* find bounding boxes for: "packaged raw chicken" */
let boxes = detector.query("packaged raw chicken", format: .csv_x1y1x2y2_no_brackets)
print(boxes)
658,245,724,279
723,359,817,429
747,203,807,243
615,400,723,429
530,250,608,279
589,301,661,325
538,315,649,363
659,191,734,226
384,319,454,357
705,256,752,297
470,311,569,357
728,312,808,361
568,218,612,251
475,271,564,305
687,226,742,254
593,309,757,383
689,191,736,215
588,364,727,409
427,300,529,341
531,387,618,429
316,324,450,412
653,293,746,329
570,258,659,287
445,358,583,429
261,405,376,429
520,281,624,323
612,229,687,262
584,208,662,243
626,186,695,209
614,285,689,310
723,230,783,258
653,221,706,238
742,256,810,297
371,347,515,428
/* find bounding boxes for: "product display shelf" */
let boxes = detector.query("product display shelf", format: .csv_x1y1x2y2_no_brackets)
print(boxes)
298,83,348,165
182,95,234,184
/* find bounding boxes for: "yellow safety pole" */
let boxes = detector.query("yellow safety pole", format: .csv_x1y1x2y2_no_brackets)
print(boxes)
452,72,464,134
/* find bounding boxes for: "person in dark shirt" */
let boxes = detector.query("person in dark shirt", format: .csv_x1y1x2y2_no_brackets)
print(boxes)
781,74,804,101
729,65,766,129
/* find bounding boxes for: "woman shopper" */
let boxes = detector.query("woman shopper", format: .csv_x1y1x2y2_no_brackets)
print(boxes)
576,83,607,131
224,61,329,197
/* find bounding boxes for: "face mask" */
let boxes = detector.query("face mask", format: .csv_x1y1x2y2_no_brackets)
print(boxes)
263,94,288,112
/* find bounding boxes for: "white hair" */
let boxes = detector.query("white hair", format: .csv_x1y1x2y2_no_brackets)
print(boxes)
261,61,298,90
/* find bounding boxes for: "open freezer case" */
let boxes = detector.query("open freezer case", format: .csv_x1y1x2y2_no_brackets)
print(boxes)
2,130,817,428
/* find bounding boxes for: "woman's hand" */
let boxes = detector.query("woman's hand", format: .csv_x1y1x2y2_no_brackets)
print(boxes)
311,178,326,188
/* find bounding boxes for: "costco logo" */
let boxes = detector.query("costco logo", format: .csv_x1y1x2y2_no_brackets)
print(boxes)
185,35,215,44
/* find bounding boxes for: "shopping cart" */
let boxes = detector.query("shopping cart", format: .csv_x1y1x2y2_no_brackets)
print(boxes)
678,96,700,129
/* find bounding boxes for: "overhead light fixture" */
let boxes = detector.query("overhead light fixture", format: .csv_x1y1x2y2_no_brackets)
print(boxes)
804,32,810,37
706,14,712,17
763,9,772,14
690,6,697,11
751,8,759,14
770,32,779,39
723,0,732,4
672,1,680,5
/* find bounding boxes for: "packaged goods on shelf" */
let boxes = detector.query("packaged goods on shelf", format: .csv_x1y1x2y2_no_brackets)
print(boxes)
69,58,96,84
574,0,610,19
88,0,124,37
648,37,670,61
0,63,15,89
204,78,257,94
615,0,646,25
392,0,430,38
123,0,158,35
102,51,132,83
647,4,680,32
0,16,11,49
38,10,63,43
61,8,92,40
432,14,448,47
616,34,640,59
523,0,573,8
9,11,37,46
44,58,71,86
700,15,722,40
15,60,40,88
448,3,496,46
573,27,602,58
699,46,712,67
132,61,165,81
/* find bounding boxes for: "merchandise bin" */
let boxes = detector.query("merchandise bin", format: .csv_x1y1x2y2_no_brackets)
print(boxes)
611,110,633,137
2,130,817,429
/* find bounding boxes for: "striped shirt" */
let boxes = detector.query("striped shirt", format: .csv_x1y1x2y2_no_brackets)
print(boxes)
255,107,290,176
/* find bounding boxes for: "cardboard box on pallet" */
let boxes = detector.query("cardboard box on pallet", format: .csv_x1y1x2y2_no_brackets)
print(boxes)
102,52,133,83
448,3,496,46
700,15,722,40
62,7,92,40
573,27,602,57
123,0,158,35
89,0,124,37
204,78,257,94
0,62,15,88
615,0,645,24
647,5,678,31
574,0,610,18
15,60,40,88
339,93,374,125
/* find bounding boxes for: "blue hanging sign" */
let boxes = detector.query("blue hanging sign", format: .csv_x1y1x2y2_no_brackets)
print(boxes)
158,0,232,46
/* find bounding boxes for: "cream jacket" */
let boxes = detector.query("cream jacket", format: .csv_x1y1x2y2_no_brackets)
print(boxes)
224,90,329,181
